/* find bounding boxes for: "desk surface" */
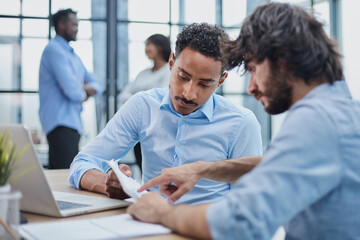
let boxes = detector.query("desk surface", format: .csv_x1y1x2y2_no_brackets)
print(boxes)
22,169,190,240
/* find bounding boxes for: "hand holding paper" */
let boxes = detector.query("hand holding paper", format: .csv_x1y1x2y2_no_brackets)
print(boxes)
107,159,148,199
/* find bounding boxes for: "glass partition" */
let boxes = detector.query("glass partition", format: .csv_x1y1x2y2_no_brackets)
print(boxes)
1,0,342,163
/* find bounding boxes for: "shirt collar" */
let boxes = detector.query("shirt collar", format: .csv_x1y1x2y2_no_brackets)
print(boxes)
160,90,214,122
303,80,350,100
291,80,350,110
54,35,74,52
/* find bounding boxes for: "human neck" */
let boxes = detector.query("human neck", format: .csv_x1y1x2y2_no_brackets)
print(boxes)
152,58,167,71
57,33,70,42
291,77,325,106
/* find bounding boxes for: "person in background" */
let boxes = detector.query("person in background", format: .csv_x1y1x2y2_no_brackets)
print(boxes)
118,34,171,172
118,34,171,105
69,23,262,205
39,8,101,169
127,3,360,240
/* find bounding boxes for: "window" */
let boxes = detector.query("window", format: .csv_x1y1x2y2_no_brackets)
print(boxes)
0,0,107,166
1,0,345,154
341,0,360,100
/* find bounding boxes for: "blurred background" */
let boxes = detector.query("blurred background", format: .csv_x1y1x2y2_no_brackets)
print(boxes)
1,0,359,168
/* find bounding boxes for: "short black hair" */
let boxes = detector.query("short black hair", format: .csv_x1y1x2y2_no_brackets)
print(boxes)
221,3,343,84
51,8,77,33
175,23,228,73
147,34,171,62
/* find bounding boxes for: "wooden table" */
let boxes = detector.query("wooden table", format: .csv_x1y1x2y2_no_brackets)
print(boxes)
22,169,190,240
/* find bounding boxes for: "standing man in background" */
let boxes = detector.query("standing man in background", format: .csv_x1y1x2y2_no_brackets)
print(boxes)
39,8,101,169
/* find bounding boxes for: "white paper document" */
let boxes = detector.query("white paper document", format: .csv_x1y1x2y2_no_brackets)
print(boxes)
107,159,148,199
20,214,171,240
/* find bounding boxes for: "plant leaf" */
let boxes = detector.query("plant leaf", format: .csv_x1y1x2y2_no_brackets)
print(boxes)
0,131,30,185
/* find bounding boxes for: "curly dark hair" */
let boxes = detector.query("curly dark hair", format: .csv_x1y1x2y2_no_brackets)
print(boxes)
221,3,343,84
147,34,172,62
175,23,229,73
51,8,77,33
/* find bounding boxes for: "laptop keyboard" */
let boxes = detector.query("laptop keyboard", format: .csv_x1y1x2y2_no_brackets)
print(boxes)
56,200,91,210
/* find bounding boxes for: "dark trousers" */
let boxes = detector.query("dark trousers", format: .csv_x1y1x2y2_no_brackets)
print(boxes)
134,142,142,172
46,126,80,169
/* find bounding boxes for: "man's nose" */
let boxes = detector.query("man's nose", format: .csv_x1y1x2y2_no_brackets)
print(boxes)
182,81,197,100
247,75,257,95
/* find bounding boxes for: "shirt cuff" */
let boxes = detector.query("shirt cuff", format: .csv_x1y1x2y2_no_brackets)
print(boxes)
68,161,104,189
207,197,254,240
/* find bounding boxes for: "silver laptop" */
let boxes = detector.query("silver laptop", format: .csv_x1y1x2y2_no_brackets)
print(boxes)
0,124,130,217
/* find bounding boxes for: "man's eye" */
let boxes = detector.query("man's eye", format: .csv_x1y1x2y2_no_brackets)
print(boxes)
200,84,211,88
178,74,186,80
248,67,255,72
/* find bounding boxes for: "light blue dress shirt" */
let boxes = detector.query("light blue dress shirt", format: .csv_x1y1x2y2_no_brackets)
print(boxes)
207,81,360,239
69,88,262,204
39,35,101,135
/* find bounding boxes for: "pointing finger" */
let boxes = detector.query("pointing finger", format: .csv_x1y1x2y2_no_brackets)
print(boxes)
138,175,168,192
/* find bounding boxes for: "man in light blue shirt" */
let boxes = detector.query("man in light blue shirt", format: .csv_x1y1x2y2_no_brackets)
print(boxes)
69,23,262,204
128,3,360,240
39,9,101,169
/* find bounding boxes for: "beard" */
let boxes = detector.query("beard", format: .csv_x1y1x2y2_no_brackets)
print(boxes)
257,68,293,115
63,30,76,42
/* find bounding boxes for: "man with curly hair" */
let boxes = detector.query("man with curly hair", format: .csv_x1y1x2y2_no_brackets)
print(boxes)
69,23,262,204
128,3,360,240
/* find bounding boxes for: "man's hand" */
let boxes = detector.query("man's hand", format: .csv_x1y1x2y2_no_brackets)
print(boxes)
105,164,132,199
127,192,171,224
138,162,202,204
128,192,212,240
83,82,97,100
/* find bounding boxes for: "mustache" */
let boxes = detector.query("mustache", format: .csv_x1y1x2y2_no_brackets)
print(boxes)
253,91,263,99
175,96,198,106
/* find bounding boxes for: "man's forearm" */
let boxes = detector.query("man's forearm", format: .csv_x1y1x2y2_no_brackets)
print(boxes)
80,169,107,194
197,156,262,184
160,204,212,240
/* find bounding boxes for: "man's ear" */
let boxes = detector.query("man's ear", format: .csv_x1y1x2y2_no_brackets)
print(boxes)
57,20,66,34
169,52,175,71
217,72,228,87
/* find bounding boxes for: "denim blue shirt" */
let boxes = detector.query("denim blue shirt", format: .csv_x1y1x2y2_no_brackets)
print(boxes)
39,35,101,135
69,88,262,204
208,81,360,239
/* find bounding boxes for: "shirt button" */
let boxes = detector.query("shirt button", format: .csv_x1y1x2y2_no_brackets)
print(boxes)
182,117,186,121
177,143,181,146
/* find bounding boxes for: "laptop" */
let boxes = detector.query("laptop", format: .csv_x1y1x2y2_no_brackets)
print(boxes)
0,124,130,217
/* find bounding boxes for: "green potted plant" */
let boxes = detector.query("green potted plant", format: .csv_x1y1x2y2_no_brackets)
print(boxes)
0,131,29,187
0,130,29,232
